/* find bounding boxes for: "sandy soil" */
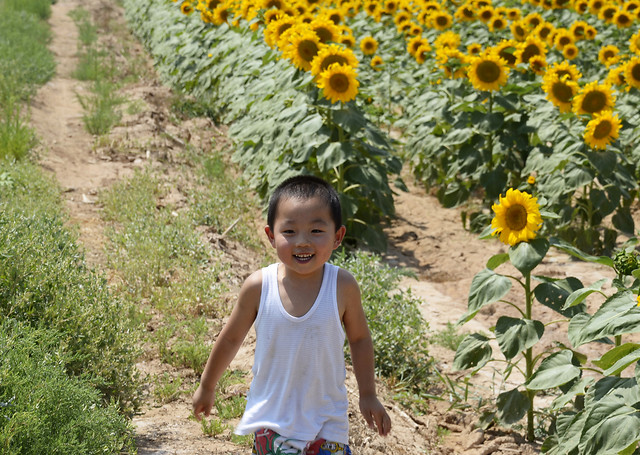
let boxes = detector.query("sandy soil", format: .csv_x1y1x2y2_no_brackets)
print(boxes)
30,0,621,453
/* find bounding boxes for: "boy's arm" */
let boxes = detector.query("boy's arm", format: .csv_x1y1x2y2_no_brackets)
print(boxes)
192,270,261,421
339,269,391,436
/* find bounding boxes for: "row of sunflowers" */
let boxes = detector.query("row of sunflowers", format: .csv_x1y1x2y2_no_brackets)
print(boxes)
168,0,640,254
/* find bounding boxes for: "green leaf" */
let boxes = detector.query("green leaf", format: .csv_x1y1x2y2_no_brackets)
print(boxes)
569,291,640,347
602,347,640,376
458,268,512,324
593,343,640,370
486,253,509,270
563,279,607,310
495,317,544,360
579,401,640,455
525,350,580,390
551,377,595,411
587,150,617,178
508,237,549,275
534,277,587,318
316,142,347,172
549,237,614,266
452,333,492,371
613,207,635,236
496,388,529,426
547,411,586,455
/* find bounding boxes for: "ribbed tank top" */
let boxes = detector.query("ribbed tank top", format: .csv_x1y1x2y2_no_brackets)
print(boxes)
235,263,349,444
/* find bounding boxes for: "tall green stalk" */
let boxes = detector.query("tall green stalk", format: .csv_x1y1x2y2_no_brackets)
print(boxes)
524,271,535,442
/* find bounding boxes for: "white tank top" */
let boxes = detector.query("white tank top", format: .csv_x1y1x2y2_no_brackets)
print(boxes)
235,263,349,444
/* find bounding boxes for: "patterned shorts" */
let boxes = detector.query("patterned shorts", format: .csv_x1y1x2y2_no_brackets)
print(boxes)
252,428,352,455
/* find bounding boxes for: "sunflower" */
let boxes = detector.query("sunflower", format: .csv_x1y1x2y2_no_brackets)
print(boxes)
588,0,604,14
554,29,574,50
434,30,461,50
359,36,378,55
340,33,355,48
408,36,430,56
316,63,359,103
585,25,597,40
477,5,494,23
598,44,620,67
515,36,547,65
383,0,399,14
572,81,616,116
264,14,297,48
394,10,412,27
542,72,579,112
283,28,322,71
467,42,483,56
324,8,345,24
263,8,284,24
563,43,579,60
467,52,509,91
528,175,536,185
606,65,627,86
630,30,640,54
534,22,555,44
624,56,640,88
409,23,423,36
569,20,589,40
524,12,543,29
310,43,358,76
180,1,194,15
432,11,453,30
309,17,341,43
415,43,432,63
547,60,582,82
583,110,621,150
493,39,518,66
510,19,529,41
370,55,384,70
491,188,543,246
489,16,507,32
455,3,476,20
599,4,618,22
529,55,547,74
573,0,589,13
614,10,633,27
211,3,231,24
506,7,521,20
625,0,640,12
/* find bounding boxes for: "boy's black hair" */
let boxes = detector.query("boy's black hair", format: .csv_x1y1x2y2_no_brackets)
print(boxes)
267,175,342,231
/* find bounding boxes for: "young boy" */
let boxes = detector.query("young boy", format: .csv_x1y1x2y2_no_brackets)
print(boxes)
192,175,391,454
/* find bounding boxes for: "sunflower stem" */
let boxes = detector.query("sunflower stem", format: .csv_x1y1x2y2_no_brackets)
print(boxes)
524,270,536,442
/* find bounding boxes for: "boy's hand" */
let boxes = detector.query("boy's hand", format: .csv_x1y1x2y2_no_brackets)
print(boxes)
192,384,216,421
359,394,391,436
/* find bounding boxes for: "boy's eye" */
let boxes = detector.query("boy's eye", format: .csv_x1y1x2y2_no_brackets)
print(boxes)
312,229,324,233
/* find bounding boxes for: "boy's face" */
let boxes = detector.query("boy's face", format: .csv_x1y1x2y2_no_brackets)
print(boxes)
265,195,346,276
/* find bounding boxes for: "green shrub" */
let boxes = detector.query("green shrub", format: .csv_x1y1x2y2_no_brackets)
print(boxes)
0,0,51,20
0,162,141,412
0,321,135,454
333,250,433,391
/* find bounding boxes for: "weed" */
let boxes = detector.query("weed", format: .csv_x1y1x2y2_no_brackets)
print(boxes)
69,7,98,46
431,322,467,351
230,433,254,447
0,95,36,161
218,369,248,395
200,417,229,437
77,80,125,135
153,373,183,404
216,395,246,420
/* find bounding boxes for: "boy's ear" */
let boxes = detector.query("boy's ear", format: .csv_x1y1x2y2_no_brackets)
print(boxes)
333,225,346,249
265,226,276,247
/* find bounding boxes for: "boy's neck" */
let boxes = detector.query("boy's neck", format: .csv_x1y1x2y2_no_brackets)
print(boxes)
277,263,326,318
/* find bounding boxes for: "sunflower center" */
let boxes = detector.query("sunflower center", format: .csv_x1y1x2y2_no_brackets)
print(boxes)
552,81,574,103
617,13,631,25
538,27,551,39
476,60,501,83
582,91,607,113
436,15,450,27
320,55,348,72
506,204,528,231
593,120,613,139
521,44,541,63
603,50,615,60
558,36,572,46
329,73,350,93
315,27,332,43
499,48,517,65
299,40,319,62
632,63,640,81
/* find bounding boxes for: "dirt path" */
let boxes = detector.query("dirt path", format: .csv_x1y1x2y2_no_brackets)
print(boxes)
29,0,620,453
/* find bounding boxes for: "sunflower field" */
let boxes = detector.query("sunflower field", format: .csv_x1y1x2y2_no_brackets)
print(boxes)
124,0,640,255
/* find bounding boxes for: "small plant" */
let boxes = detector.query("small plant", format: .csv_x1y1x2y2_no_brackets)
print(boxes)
431,322,467,351
215,395,246,420
152,373,183,404
230,433,253,447
77,80,124,135
199,417,229,437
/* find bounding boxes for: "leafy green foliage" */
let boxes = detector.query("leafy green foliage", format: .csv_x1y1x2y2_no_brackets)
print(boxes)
333,250,433,391
0,321,136,454
0,162,141,412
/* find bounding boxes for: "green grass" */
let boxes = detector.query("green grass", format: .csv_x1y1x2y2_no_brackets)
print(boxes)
431,322,468,351
0,1,55,161
77,79,125,134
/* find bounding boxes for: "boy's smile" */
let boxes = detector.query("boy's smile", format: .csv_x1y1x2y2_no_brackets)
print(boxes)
265,195,345,278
